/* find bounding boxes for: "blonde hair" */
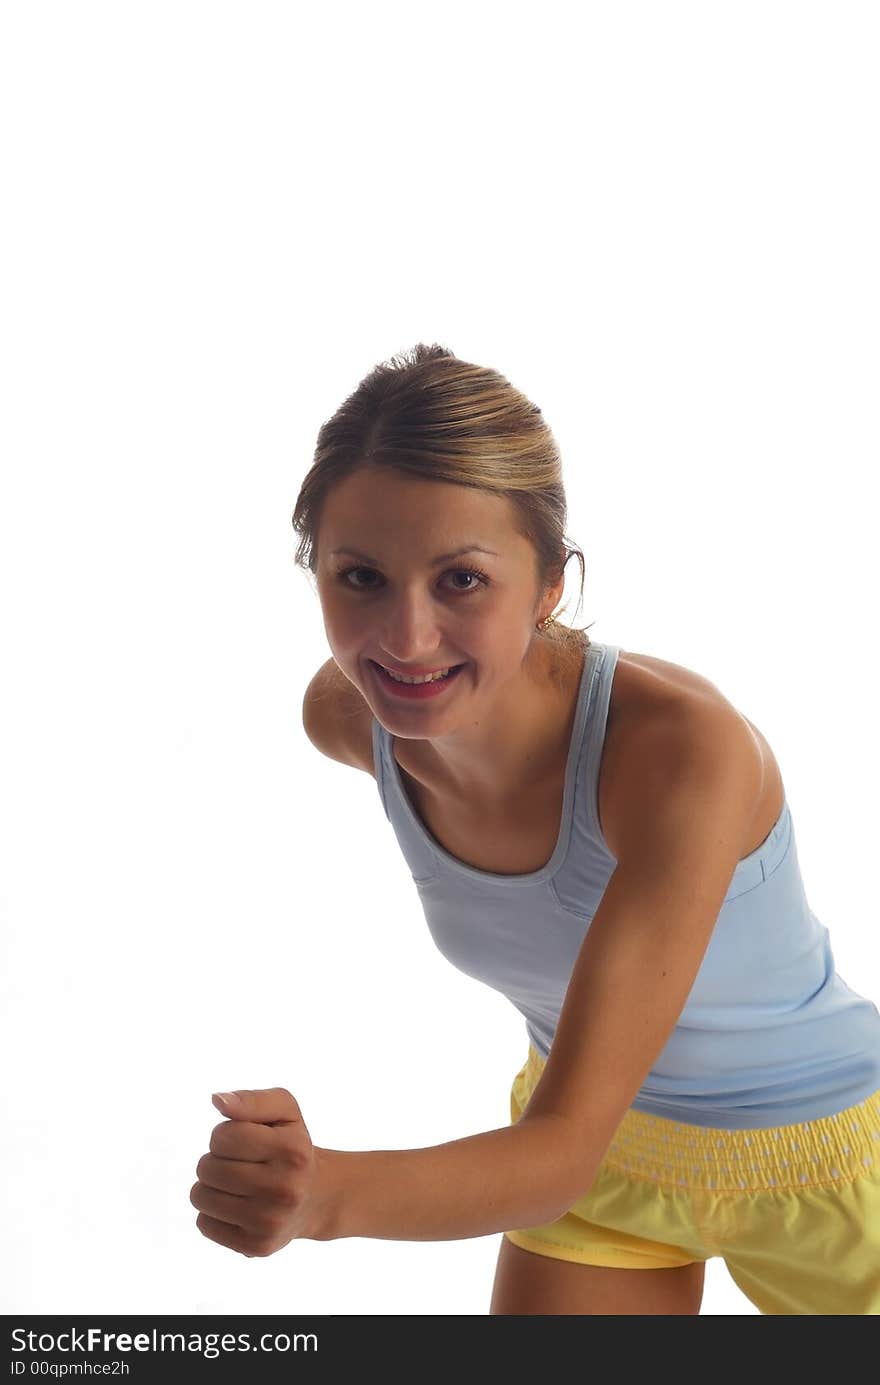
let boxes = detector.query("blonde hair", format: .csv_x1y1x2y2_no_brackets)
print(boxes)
291,343,593,677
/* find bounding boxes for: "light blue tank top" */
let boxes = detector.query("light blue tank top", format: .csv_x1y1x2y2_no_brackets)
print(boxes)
371,640,880,1129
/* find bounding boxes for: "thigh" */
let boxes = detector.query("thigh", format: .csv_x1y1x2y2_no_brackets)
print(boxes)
704,1087,880,1314
490,1235,706,1315
720,1165,880,1315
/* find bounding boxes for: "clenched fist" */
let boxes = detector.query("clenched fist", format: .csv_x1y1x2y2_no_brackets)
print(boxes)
190,1088,322,1257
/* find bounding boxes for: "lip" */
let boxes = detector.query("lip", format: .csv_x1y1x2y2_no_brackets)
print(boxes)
373,660,460,677
370,660,466,700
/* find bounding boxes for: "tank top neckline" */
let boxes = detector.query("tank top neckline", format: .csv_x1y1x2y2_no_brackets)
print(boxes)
381,638,602,886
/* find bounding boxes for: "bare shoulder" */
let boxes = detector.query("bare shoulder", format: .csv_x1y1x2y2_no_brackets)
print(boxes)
602,649,778,863
301,658,376,776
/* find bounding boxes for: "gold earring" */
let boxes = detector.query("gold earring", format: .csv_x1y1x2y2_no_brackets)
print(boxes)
536,613,556,631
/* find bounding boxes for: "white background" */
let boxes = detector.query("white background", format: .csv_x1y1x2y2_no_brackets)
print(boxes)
1,1,878,1317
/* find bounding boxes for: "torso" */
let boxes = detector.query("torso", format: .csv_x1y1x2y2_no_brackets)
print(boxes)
341,643,786,877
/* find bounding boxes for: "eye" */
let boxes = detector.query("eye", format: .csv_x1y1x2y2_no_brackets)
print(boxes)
338,566,489,594
446,567,490,592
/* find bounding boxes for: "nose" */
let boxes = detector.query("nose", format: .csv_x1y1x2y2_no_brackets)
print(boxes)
377,589,450,664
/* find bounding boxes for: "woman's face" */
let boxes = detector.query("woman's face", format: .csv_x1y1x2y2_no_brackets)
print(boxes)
314,466,560,731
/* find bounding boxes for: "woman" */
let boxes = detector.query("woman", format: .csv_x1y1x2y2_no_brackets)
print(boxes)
191,343,880,1315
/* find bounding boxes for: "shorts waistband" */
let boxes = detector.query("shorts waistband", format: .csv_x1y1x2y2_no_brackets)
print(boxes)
520,1045,880,1193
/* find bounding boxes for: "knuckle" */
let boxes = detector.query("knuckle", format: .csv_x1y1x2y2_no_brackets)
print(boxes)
268,1169,301,1207
277,1141,308,1170
209,1126,229,1155
260,1207,288,1238
273,1187,299,1215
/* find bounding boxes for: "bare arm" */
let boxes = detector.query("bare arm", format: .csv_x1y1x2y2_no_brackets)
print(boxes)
308,1115,577,1242
518,701,764,1200
308,702,762,1243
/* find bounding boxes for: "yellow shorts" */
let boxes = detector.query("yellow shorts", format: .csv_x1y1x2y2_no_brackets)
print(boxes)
505,1043,880,1315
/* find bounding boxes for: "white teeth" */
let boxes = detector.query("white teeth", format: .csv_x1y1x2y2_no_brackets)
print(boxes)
383,666,452,685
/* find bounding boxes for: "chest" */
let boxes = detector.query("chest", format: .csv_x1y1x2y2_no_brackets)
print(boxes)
395,759,569,876
390,648,786,878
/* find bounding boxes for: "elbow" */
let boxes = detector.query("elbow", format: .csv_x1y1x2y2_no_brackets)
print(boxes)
518,1113,604,1220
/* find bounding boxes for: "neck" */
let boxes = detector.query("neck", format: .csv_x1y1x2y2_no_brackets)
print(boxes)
393,632,586,811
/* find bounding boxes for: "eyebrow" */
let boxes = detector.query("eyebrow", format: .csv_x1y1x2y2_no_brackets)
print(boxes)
329,545,500,566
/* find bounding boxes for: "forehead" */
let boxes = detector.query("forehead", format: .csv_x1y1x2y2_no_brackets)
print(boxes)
318,467,523,550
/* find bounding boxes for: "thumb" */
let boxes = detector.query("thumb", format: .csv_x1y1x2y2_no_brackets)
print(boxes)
212,1090,245,1116
211,1087,305,1127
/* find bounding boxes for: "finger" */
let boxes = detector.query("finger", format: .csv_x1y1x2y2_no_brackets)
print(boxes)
212,1087,305,1127
195,1152,282,1198
194,1210,258,1257
190,1180,252,1231
209,1118,278,1162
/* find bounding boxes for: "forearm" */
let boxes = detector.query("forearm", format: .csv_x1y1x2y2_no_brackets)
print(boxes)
307,1116,587,1242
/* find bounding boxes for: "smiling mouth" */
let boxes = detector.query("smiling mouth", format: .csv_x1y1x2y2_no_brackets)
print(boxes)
371,660,464,684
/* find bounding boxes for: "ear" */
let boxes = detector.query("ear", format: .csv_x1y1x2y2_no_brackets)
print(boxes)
540,563,566,619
